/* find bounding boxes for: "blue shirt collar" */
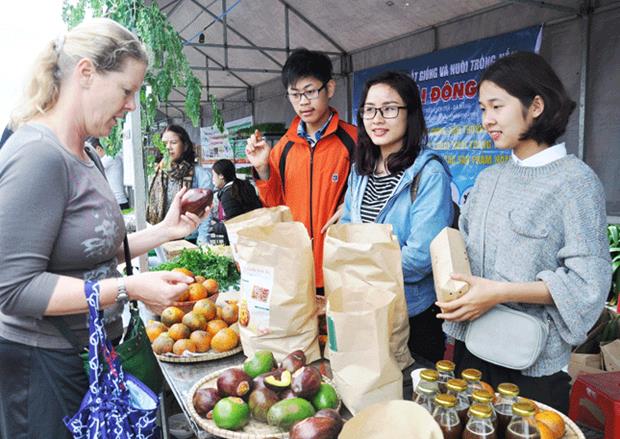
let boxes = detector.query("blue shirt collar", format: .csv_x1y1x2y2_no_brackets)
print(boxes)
297,112,334,147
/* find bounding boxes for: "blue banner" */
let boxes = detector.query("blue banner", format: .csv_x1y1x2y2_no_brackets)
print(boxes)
353,26,542,204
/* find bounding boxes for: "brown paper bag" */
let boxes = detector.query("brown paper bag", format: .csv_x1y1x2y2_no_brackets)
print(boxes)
339,400,442,439
327,286,403,414
235,222,320,364
601,339,620,371
224,206,293,261
430,227,471,302
323,223,413,369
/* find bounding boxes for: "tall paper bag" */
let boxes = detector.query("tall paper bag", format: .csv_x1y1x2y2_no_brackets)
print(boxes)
429,227,471,302
327,286,403,414
323,223,413,369
235,222,320,364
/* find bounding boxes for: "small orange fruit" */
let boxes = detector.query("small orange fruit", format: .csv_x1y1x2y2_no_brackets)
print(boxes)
203,278,219,295
190,330,212,353
536,421,556,439
172,339,197,356
168,323,191,341
211,328,239,352
176,288,190,302
193,299,217,320
146,320,168,342
206,319,228,336
188,283,208,301
216,306,224,320
151,333,175,354
221,302,239,325
161,306,185,327
535,410,565,439
172,267,194,278
182,311,207,332
195,275,206,284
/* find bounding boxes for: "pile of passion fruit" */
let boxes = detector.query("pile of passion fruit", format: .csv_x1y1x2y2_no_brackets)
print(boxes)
147,272,240,356
193,349,344,439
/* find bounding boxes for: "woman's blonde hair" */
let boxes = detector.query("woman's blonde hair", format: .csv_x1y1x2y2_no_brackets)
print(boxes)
10,18,148,128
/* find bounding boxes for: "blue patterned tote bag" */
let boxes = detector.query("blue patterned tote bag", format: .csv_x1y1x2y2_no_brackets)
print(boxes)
64,281,160,438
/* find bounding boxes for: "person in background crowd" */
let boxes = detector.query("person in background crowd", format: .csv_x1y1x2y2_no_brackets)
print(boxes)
92,137,129,210
340,71,454,364
193,158,215,246
146,124,196,225
209,158,262,245
438,52,611,413
245,48,357,291
0,18,208,438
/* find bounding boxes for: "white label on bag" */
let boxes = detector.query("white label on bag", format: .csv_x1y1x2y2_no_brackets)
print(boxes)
240,263,274,335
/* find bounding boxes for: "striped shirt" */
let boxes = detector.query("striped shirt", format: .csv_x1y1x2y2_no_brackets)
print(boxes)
360,170,404,223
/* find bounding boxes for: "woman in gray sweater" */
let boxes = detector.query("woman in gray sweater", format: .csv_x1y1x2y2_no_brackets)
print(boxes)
437,52,611,413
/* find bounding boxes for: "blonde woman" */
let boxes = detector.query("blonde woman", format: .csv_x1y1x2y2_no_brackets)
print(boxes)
0,18,208,437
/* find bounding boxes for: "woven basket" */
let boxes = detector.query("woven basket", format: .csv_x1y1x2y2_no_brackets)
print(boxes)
535,401,585,439
157,345,242,363
187,366,341,439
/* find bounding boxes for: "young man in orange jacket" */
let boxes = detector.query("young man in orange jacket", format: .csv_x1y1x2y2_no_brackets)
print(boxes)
245,49,357,289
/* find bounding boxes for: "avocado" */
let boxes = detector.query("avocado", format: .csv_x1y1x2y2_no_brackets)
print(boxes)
311,383,339,410
212,397,250,430
243,350,276,378
267,397,316,430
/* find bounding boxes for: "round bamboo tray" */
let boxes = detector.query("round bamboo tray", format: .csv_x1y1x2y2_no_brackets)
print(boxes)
187,366,342,439
157,345,242,363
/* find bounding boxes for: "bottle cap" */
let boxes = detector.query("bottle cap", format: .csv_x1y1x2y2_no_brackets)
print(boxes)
434,393,457,408
469,403,493,419
512,401,537,417
497,383,520,397
446,378,468,392
436,360,456,373
472,389,494,403
420,368,440,382
461,368,482,382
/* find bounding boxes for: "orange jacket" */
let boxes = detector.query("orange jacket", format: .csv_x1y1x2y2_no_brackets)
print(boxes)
255,109,357,287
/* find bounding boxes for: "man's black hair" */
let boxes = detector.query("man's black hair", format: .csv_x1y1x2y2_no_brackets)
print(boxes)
480,52,576,146
281,48,333,89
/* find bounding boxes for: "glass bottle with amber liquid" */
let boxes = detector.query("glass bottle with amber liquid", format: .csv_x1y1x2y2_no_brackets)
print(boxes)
436,360,456,393
461,368,484,403
505,401,541,439
471,389,498,431
494,383,519,439
446,378,470,427
463,403,497,439
432,393,462,439
414,368,440,412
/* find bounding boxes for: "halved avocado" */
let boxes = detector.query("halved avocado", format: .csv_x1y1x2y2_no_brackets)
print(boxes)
264,369,292,391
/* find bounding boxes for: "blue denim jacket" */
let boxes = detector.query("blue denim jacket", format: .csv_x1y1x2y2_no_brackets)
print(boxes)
340,149,454,317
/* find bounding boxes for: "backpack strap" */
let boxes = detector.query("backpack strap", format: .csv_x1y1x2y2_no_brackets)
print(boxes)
84,145,105,175
279,141,295,194
335,125,355,160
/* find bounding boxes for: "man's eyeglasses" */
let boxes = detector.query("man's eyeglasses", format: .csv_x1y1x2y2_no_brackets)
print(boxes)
359,106,407,120
287,82,328,102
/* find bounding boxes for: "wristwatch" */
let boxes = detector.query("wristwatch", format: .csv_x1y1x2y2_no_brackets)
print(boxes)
116,277,129,305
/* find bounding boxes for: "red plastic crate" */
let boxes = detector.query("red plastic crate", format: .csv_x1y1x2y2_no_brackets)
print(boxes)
568,371,620,439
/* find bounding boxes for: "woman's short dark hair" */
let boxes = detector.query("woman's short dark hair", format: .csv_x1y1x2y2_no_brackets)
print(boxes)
212,159,236,183
281,48,332,89
480,52,576,146
163,124,195,163
213,159,262,209
355,71,427,176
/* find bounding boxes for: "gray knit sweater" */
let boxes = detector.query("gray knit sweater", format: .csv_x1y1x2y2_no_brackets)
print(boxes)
443,155,611,377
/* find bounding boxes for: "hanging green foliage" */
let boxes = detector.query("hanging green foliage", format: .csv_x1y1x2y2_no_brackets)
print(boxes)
62,0,225,157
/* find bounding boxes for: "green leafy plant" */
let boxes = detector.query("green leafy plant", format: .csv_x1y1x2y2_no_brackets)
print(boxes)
609,224,620,306
62,0,225,157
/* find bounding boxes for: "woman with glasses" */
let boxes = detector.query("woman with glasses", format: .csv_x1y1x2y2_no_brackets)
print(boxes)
340,71,454,363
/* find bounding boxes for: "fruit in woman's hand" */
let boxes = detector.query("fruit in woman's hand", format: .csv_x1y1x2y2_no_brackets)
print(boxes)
172,267,194,278
535,410,565,439
289,415,342,439
146,320,168,342
187,282,208,301
292,366,322,399
193,387,221,416
217,368,253,398
211,328,239,352
151,333,175,354
207,319,228,336
161,306,185,327
182,311,207,332
203,278,219,295
243,351,277,378
248,388,280,422
311,383,339,410
212,397,250,430
281,350,306,374
264,370,292,391
172,339,197,355
168,323,191,341
181,188,213,215
267,398,316,430
195,275,205,284
193,299,217,320
189,330,212,353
